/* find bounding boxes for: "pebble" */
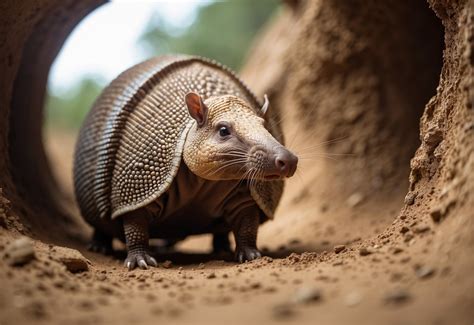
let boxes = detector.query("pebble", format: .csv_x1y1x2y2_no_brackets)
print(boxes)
291,286,322,304
334,245,346,254
347,192,364,207
413,225,430,233
415,265,435,279
4,236,35,266
391,247,403,255
403,233,414,242
400,226,410,234
206,272,216,279
359,247,374,256
384,288,411,305
404,192,417,205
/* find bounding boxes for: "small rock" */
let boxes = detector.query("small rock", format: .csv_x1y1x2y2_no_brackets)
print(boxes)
384,288,411,305
400,226,410,234
415,265,435,279
206,272,216,279
52,246,89,273
359,247,374,256
347,193,364,207
162,260,173,268
291,286,322,304
404,192,417,205
413,225,430,234
4,236,35,266
334,245,346,254
391,247,403,255
424,127,443,153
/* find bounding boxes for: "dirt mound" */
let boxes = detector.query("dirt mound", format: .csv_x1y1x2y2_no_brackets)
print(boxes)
0,0,473,324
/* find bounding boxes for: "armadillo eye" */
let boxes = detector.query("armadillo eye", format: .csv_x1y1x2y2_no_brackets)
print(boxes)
219,126,230,137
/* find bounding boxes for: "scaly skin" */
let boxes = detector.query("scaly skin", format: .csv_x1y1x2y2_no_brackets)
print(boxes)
123,213,158,270
230,207,262,263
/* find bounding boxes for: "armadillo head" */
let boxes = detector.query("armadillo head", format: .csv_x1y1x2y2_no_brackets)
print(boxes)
183,92,298,181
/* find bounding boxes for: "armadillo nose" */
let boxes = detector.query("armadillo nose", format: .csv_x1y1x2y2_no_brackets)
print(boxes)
275,150,298,178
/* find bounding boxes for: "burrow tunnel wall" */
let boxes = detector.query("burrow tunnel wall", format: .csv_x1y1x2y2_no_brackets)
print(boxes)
0,0,472,265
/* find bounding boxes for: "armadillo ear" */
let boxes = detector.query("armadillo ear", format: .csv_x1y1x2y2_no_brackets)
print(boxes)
261,94,269,116
185,92,208,127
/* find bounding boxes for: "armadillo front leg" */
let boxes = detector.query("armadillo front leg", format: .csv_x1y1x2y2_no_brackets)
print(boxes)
231,207,262,263
123,212,158,270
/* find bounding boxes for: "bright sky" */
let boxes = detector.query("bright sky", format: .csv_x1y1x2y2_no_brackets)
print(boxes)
49,0,212,95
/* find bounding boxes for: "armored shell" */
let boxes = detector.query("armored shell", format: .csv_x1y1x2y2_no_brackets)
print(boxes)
73,55,284,225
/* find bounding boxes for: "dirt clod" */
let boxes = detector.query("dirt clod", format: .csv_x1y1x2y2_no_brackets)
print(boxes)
384,289,411,305
404,192,417,205
52,246,89,273
334,245,346,253
413,225,430,234
400,226,410,234
415,265,435,279
430,208,442,222
3,236,35,266
359,247,374,256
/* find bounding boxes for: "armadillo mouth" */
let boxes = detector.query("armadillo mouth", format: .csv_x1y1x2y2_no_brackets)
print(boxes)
264,174,282,180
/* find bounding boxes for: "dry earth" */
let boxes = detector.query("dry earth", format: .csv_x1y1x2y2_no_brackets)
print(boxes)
0,0,473,324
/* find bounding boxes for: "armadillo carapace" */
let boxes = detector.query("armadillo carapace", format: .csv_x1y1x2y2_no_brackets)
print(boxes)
73,55,298,270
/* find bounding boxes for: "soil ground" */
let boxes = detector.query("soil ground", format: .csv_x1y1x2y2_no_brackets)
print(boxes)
0,128,472,325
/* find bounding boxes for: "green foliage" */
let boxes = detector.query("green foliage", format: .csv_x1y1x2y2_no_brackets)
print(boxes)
45,76,103,130
45,0,279,130
140,0,280,70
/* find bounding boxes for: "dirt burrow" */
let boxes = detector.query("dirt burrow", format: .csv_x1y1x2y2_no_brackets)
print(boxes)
0,0,473,324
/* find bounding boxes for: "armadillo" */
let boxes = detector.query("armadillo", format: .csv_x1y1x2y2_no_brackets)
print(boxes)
73,55,298,270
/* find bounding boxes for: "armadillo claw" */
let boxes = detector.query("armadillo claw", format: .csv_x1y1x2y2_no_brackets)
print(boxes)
235,247,262,263
124,251,157,271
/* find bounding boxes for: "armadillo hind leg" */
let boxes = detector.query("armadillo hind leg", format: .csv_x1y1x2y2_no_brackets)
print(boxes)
230,207,262,263
123,211,158,270
88,229,113,255
212,232,232,255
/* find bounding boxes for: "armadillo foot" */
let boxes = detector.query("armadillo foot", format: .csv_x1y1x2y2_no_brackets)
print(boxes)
124,250,158,270
235,247,262,263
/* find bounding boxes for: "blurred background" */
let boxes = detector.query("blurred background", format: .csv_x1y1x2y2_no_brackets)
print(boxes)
45,0,279,132
44,0,279,193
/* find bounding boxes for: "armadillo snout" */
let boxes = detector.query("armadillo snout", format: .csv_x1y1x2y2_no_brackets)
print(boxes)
274,149,298,178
